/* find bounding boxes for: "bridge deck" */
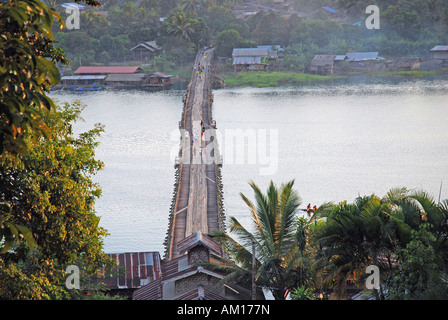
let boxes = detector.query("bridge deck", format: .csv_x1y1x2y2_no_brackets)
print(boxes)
169,49,220,260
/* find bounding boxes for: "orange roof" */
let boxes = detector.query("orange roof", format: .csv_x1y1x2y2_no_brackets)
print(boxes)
74,66,143,74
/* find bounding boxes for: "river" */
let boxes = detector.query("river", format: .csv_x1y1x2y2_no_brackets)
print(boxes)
50,75,448,254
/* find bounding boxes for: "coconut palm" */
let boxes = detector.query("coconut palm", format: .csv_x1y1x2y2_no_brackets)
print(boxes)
312,187,448,299
180,0,201,17
165,11,196,42
207,180,303,300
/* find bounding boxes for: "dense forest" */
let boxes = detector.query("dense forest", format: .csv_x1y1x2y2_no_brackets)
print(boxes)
51,0,448,75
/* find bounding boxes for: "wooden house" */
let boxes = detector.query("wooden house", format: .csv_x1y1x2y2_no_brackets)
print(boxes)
146,72,174,88
345,52,385,72
60,75,106,87
430,46,448,61
232,48,269,71
309,55,337,75
393,57,421,71
130,41,162,61
104,73,149,88
232,2,278,19
74,66,144,75
257,45,284,59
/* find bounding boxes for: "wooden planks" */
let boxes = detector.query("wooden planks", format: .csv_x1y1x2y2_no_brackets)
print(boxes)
168,49,221,260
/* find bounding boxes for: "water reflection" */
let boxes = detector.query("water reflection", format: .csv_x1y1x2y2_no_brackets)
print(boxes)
51,77,448,253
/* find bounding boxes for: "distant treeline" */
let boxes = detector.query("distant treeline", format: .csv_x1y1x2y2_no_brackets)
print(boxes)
50,0,448,73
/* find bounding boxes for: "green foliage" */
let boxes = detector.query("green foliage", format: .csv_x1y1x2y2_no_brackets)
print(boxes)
0,0,64,156
290,286,315,300
222,71,336,87
215,29,242,57
208,180,304,300
0,101,110,299
312,187,448,299
387,224,448,299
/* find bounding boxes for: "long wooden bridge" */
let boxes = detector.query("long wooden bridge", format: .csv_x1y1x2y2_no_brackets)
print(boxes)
167,47,223,260
131,49,257,300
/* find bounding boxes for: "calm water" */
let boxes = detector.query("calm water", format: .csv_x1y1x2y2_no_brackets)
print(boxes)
50,76,448,254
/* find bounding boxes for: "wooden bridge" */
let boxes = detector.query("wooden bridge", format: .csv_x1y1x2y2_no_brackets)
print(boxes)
167,47,224,260
131,49,257,300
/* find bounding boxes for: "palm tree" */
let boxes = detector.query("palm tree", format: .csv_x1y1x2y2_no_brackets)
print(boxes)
165,11,196,42
208,180,303,300
312,187,448,299
180,0,201,17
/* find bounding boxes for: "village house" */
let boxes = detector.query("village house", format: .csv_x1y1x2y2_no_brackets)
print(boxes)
232,47,270,71
232,2,279,19
345,52,385,72
60,75,106,87
104,73,149,88
309,52,388,75
393,57,422,71
257,45,285,59
74,66,145,75
61,67,173,89
430,45,448,61
132,232,263,300
309,55,337,75
309,54,347,75
130,41,162,61
104,72,174,88
420,45,448,70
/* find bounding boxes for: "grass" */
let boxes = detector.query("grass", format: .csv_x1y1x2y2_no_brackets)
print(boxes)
220,71,338,88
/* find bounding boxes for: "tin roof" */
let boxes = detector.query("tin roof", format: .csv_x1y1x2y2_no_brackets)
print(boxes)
335,55,347,61
132,278,162,300
322,6,338,13
61,3,86,10
105,73,147,82
177,232,223,256
346,52,381,61
148,72,174,78
176,286,227,300
311,55,337,66
130,41,162,52
95,252,162,289
395,57,421,67
75,66,143,74
61,75,106,80
431,45,448,51
232,48,269,57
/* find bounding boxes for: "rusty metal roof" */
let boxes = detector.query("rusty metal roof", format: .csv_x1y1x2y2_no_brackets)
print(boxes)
96,252,162,290
177,232,223,256
74,66,143,74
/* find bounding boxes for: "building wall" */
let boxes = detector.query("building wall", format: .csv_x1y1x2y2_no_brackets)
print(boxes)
433,51,448,60
175,273,224,298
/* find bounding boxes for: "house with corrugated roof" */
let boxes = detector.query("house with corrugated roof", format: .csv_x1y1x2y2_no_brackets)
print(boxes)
132,232,264,300
309,55,337,75
232,47,270,71
257,45,284,59
345,52,386,72
430,45,448,61
393,57,421,71
130,41,162,61
74,66,144,74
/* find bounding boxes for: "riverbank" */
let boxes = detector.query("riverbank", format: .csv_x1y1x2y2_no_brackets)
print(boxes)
219,71,338,88
218,69,448,88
